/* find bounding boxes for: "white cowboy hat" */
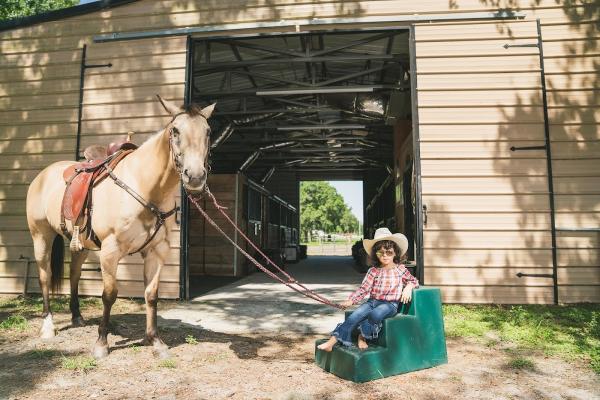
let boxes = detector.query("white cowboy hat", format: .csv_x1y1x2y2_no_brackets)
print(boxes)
363,227,408,257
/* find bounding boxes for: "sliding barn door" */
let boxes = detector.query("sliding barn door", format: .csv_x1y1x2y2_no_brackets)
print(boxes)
411,19,554,303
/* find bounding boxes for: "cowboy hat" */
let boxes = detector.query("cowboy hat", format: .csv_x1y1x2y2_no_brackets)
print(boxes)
363,227,408,257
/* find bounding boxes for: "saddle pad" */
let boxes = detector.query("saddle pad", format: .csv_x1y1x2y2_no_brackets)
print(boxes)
62,172,94,221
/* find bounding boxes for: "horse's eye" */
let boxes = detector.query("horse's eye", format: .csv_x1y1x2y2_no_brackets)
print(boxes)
172,127,180,136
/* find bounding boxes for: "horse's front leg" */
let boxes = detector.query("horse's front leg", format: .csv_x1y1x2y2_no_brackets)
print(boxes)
142,240,170,359
92,236,121,359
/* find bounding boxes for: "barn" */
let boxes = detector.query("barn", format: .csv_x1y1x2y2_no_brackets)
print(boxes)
0,0,598,304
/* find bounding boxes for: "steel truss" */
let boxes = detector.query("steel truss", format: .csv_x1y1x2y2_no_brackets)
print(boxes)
191,30,409,177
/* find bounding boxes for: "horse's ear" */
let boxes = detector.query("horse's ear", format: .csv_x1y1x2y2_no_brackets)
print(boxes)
156,94,181,116
201,103,216,119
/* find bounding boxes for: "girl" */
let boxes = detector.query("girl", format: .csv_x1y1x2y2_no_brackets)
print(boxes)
317,228,419,351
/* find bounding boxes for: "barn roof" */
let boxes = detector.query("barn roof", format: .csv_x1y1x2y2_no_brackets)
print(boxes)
0,0,139,32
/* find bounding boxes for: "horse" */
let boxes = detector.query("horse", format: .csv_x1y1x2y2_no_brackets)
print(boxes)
26,95,214,359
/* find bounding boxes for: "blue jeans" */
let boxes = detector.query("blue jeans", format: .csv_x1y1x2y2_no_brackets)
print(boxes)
331,299,398,347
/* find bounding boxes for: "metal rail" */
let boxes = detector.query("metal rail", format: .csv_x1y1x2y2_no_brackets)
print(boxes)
94,12,526,43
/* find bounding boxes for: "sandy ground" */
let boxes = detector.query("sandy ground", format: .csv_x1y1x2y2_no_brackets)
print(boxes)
1,298,599,400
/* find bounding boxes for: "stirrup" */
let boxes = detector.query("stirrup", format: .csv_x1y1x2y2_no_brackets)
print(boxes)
70,226,83,252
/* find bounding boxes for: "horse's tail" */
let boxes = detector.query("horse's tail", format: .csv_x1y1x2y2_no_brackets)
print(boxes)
50,235,64,293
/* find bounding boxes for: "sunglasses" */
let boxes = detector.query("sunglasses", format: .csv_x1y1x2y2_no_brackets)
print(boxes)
375,249,395,257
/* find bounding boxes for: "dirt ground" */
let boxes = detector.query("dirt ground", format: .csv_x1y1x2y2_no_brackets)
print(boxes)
1,298,599,400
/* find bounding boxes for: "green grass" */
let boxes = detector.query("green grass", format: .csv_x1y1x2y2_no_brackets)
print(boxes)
185,335,199,345
158,359,176,368
61,355,97,371
443,304,600,374
0,295,101,315
507,356,536,371
129,343,142,353
0,315,28,331
28,348,60,359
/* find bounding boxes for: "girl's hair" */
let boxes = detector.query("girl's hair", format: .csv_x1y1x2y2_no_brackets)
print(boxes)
370,240,406,267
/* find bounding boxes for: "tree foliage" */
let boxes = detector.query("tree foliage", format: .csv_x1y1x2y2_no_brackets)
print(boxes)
0,0,78,21
300,181,360,240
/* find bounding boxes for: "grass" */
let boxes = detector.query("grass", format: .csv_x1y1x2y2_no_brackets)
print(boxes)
158,359,176,368
185,335,199,345
507,357,536,371
129,343,142,353
29,348,61,359
61,355,97,371
0,315,28,331
202,352,228,363
0,295,101,315
443,304,600,374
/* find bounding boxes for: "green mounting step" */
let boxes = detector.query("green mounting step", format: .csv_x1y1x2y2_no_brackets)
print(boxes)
315,287,448,382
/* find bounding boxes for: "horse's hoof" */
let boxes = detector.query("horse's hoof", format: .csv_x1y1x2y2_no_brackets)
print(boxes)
71,317,86,327
40,328,56,340
153,342,170,359
40,315,56,339
154,347,171,360
92,345,109,359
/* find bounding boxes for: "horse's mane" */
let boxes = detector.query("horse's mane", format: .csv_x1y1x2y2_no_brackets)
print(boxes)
182,103,205,117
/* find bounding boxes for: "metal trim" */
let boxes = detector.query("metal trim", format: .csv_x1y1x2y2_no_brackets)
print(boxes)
537,19,559,305
179,35,193,300
94,12,527,43
410,25,425,285
75,44,87,161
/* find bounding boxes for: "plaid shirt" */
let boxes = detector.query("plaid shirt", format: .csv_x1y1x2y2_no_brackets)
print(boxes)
349,264,419,304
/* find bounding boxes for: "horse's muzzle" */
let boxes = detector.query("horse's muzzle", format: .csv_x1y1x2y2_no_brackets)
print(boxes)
182,168,207,191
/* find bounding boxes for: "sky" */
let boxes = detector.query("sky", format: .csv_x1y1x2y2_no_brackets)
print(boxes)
328,181,363,223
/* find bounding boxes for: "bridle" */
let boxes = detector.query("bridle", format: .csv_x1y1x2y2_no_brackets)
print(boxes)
107,111,211,255
167,111,212,185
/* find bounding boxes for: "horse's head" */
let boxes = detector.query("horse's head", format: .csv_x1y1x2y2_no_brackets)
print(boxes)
157,95,215,194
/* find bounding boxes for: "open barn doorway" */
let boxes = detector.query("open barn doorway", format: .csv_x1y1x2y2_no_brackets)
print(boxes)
184,28,415,297
299,180,362,257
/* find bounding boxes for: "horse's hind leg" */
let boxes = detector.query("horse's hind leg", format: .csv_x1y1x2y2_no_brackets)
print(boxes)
69,249,88,327
31,228,60,339
142,241,170,359
92,235,121,359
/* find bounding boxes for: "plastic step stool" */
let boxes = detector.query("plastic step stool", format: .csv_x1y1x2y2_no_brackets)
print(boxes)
315,287,448,382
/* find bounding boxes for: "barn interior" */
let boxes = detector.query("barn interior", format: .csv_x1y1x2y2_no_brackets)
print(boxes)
186,29,416,292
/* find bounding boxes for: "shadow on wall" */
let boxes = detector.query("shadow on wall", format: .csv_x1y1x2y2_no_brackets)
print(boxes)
452,0,599,301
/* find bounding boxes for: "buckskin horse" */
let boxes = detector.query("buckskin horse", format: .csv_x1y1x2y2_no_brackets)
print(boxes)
26,95,214,359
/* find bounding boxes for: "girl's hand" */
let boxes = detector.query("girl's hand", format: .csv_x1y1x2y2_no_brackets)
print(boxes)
340,299,353,309
400,283,414,304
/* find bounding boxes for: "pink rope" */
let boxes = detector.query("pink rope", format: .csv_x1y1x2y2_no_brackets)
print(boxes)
187,190,344,310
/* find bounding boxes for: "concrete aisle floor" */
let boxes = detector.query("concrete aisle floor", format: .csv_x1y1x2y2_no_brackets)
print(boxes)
159,256,365,334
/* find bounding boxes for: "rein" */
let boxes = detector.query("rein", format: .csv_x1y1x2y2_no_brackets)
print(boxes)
187,188,345,310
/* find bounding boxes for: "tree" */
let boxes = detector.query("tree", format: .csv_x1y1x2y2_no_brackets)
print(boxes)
1,0,78,21
300,181,360,241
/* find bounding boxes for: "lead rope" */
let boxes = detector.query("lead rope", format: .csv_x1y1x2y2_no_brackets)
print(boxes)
187,190,345,310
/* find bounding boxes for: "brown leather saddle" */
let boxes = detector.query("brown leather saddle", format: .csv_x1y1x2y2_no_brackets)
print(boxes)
61,137,138,251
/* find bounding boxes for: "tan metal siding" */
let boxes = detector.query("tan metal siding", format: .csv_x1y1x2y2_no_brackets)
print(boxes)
0,0,597,302
0,6,186,299
415,11,598,303
414,20,555,303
